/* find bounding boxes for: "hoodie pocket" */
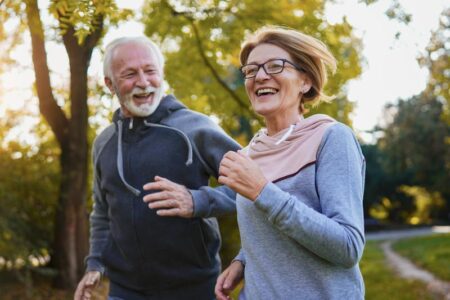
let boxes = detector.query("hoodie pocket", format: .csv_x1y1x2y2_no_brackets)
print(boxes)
135,216,218,288
189,219,212,267
101,235,134,273
137,217,213,269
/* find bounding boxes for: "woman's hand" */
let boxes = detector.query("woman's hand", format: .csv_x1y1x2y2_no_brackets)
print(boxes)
218,151,267,201
215,260,245,300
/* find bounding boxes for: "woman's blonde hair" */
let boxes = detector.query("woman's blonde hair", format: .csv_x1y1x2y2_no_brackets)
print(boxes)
240,26,337,112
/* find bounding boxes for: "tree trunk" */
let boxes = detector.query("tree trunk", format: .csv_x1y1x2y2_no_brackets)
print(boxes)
52,128,89,288
25,0,103,289
52,19,102,289
52,52,90,288
52,148,83,289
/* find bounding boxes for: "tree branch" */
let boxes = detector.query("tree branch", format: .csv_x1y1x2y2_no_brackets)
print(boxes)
84,14,104,53
58,9,104,143
59,12,104,63
25,0,69,146
190,21,263,125
189,22,247,109
164,1,263,125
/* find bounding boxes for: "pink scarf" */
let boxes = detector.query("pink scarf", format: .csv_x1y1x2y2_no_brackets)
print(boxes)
246,114,336,182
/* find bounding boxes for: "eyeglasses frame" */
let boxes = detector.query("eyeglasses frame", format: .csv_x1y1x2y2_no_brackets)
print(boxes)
240,58,305,79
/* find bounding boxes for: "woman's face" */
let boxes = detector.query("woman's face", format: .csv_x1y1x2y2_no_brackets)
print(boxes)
244,43,310,119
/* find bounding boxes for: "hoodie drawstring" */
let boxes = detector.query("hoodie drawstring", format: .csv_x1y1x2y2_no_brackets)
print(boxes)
116,119,194,196
275,124,295,145
117,120,141,196
143,120,193,166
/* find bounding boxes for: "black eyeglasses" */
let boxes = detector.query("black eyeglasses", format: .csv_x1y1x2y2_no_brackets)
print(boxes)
240,58,305,79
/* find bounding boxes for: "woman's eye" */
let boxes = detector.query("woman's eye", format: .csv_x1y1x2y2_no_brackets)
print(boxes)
267,63,282,70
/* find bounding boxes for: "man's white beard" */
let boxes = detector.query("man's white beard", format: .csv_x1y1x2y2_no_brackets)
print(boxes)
118,86,163,117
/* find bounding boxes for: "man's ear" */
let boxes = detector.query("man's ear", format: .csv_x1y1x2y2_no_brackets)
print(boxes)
105,77,114,95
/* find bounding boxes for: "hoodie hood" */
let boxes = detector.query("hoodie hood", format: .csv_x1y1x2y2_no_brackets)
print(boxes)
114,95,193,196
246,114,336,182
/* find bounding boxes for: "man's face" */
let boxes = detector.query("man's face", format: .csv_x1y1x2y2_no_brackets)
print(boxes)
105,42,163,117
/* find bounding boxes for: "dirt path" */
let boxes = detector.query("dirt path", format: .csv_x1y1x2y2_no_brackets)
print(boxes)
370,227,450,299
381,241,450,299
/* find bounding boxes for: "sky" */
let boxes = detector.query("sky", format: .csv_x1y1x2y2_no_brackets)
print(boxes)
324,0,448,141
0,0,448,144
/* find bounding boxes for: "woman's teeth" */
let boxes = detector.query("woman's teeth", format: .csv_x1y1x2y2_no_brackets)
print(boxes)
256,88,277,96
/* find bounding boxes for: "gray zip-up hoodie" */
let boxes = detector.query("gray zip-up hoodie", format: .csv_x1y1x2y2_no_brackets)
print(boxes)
86,95,240,296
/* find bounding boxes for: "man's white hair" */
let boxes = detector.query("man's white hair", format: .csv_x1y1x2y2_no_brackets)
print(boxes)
103,36,165,80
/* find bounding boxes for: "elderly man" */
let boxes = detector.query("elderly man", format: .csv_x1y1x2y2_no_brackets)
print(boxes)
74,36,239,300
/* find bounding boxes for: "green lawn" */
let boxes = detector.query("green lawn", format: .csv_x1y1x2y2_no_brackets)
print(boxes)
392,233,450,281
360,241,433,300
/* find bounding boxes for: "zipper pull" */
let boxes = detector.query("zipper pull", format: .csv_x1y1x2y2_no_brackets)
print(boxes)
129,118,134,130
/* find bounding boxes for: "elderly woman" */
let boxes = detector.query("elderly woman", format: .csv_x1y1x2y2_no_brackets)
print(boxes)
215,27,366,300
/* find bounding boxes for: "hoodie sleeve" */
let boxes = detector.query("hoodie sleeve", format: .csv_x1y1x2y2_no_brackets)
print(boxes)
186,113,241,217
191,185,237,217
253,124,366,267
233,248,246,266
85,164,109,274
190,116,242,178
84,128,114,274
163,108,241,217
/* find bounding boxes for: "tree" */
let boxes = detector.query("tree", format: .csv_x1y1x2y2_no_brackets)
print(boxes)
1,0,131,289
377,95,449,222
0,110,60,287
378,8,450,218
360,144,387,218
361,142,416,224
142,0,362,138
361,8,450,224
419,8,449,120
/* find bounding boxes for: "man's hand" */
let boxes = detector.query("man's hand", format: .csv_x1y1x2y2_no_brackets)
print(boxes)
218,151,267,201
74,271,101,300
215,260,245,300
143,176,194,217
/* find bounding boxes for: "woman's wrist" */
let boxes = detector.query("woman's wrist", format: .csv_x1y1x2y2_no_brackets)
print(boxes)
231,258,245,268
249,179,268,201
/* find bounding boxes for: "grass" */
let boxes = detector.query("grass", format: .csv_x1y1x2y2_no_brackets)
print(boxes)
392,233,450,281
360,241,433,300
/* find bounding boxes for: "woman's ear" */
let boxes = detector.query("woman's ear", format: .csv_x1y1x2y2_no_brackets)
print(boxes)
301,76,312,94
